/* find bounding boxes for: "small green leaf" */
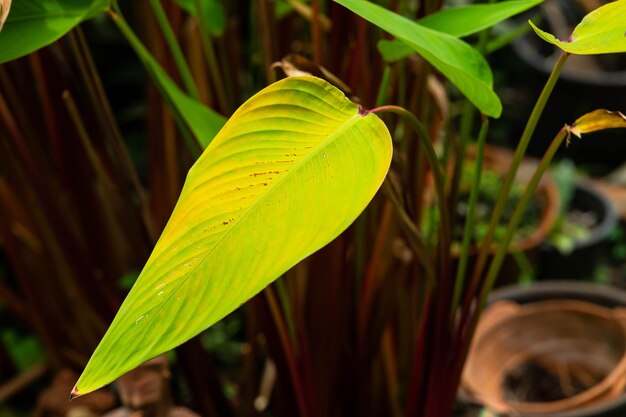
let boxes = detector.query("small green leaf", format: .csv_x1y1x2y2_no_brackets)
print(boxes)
172,0,225,37
335,0,501,117
73,76,393,396
378,0,543,62
529,0,626,54
421,0,543,37
0,0,110,64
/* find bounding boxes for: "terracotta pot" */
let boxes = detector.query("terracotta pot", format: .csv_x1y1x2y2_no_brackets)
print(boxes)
468,145,560,254
437,145,560,285
463,282,626,417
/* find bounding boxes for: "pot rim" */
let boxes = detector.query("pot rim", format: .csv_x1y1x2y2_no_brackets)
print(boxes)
474,281,626,417
471,300,626,414
453,145,560,255
542,179,618,253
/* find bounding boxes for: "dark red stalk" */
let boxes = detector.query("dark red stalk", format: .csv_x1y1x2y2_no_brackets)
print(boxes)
311,0,323,65
406,288,434,417
265,287,310,417
71,29,157,242
358,202,394,342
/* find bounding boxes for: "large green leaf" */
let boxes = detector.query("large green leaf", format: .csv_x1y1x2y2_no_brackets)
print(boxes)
0,0,109,64
379,0,543,62
529,0,626,54
113,12,226,147
73,76,392,396
335,0,501,117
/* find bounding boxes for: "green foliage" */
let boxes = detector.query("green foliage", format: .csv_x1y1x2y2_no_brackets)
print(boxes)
530,0,626,55
172,0,226,37
200,316,243,365
73,76,392,396
0,0,225,147
378,0,543,62
2,0,625,414
0,0,109,63
111,11,226,148
1,328,44,370
423,160,541,248
334,0,502,117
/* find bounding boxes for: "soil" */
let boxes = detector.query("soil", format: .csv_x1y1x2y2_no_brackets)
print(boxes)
503,360,599,403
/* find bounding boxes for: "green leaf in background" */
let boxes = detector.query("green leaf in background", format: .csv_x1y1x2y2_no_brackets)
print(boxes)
275,0,295,19
378,0,543,62
0,0,109,64
172,0,225,37
420,0,543,37
167,77,226,148
335,0,501,117
111,12,226,147
72,76,393,396
529,0,626,54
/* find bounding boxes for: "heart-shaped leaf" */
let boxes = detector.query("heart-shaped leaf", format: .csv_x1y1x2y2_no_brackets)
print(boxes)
529,0,626,54
0,0,109,64
378,0,543,62
73,76,392,396
335,0,502,118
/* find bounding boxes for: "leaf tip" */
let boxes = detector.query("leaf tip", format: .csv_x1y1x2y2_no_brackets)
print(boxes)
70,385,81,400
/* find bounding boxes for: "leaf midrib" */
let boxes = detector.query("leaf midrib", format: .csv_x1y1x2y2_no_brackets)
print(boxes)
157,110,361,297
8,11,87,23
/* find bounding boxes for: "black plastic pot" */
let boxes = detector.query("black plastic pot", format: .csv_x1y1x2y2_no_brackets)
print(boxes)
539,180,617,280
483,281,626,417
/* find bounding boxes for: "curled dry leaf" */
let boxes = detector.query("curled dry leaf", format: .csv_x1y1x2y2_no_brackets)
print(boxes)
271,54,353,96
286,0,332,31
569,109,626,138
0,0,11,31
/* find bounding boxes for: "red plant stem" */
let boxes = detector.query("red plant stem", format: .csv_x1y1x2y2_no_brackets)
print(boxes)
257,0,276,85
357,18,372,104
70,29,156,241
311,0,323,65
264,287,310,417
406,288,433,417
358,201,394,341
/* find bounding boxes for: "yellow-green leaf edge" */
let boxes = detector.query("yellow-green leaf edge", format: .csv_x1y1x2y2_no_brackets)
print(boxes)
529,0,626,55
73,76,393,396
